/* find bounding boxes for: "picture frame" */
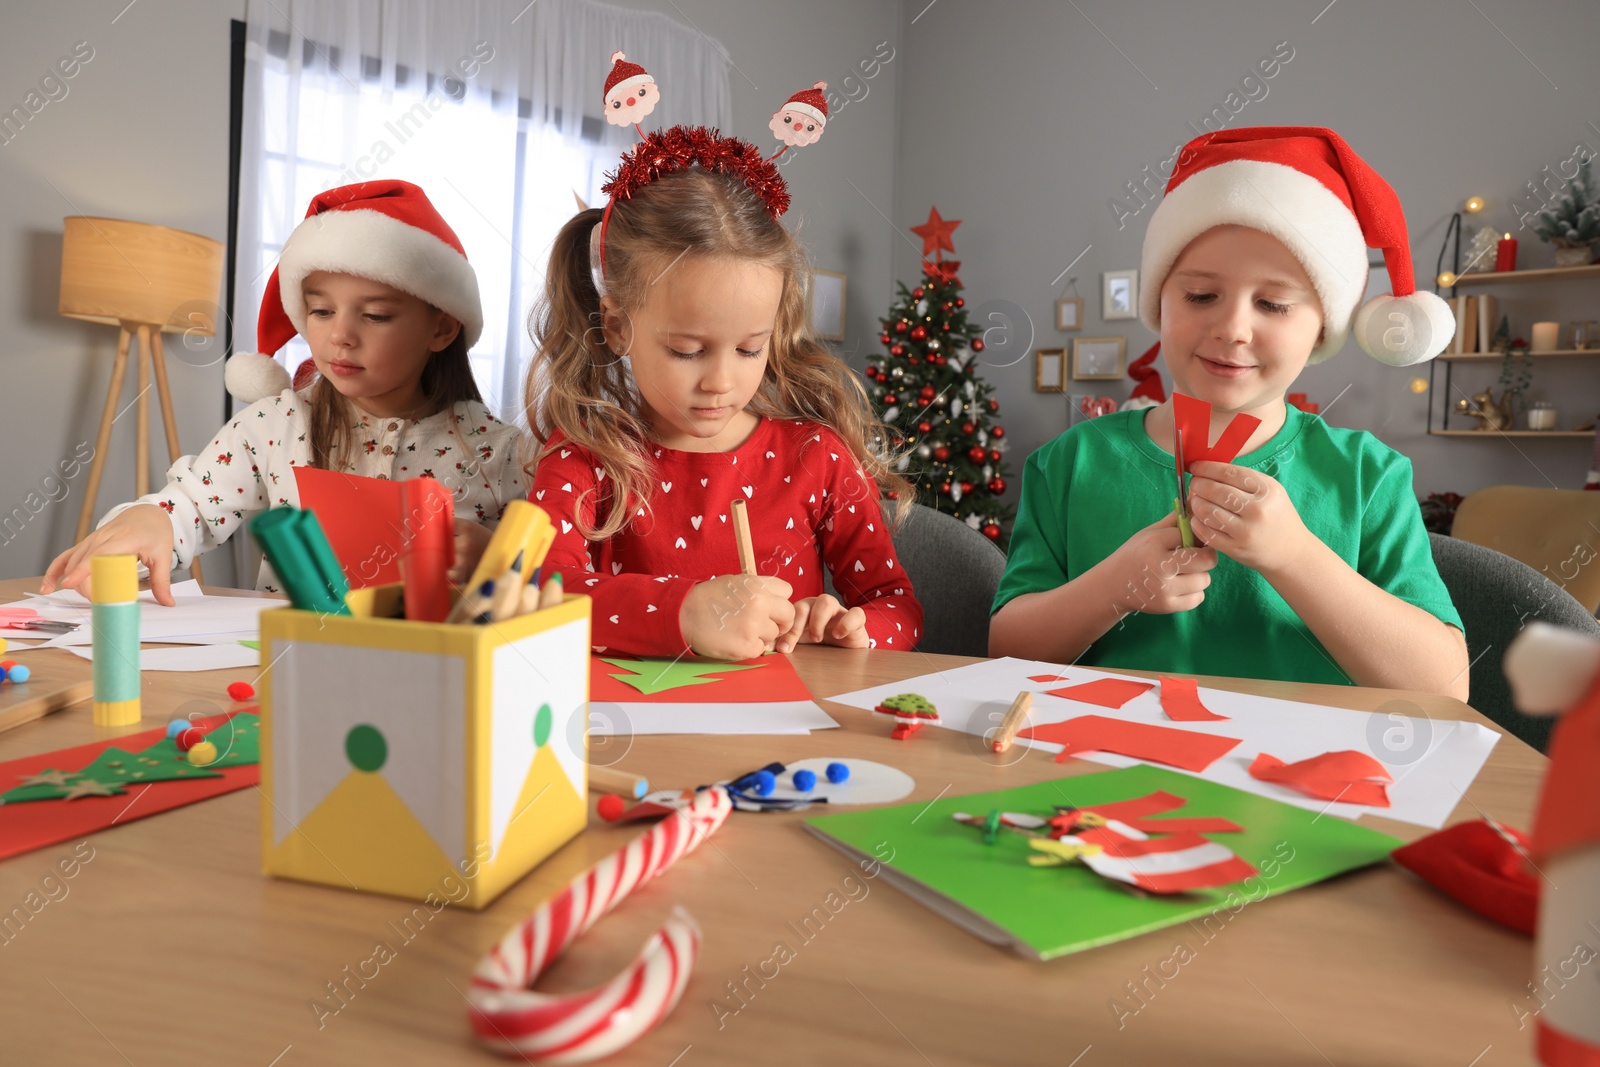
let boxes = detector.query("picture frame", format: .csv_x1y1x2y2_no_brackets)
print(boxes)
1102,269,1138,321
810,269,846,341
1034,347,1065,392
1072,336,1126,381
1056,297,1082,331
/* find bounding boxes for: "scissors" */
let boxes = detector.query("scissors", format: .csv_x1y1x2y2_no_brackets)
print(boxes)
0,608,79,634
1173,428,1196,549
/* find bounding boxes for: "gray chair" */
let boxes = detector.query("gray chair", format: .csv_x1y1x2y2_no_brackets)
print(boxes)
825,503,1007,657
1429,533,1600,752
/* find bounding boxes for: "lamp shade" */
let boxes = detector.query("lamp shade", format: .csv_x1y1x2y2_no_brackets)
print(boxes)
59,217,225,336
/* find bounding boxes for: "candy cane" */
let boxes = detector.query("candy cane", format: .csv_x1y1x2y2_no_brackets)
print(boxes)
468,786,733,1061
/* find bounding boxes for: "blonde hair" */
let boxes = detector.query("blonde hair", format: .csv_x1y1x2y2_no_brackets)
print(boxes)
524,166,911,539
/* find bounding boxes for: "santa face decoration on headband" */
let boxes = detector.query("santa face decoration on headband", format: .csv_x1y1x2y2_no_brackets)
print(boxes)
603,51,658,128
770,81,829,148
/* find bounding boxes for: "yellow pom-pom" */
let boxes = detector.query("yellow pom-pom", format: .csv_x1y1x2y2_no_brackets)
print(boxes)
186,741,219,767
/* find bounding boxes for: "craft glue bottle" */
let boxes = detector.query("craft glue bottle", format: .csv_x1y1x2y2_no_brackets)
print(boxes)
91,554,141,726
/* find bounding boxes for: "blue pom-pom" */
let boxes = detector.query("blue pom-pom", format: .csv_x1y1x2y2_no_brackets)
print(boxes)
793,769,817,792
753,769,776,796
8,664,29,684
826,762,850,784
166,719,188,740
0,665,7,683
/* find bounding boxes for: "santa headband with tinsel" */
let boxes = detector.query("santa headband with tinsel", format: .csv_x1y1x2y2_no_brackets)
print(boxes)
1140,126,1455,367
590,51,830,298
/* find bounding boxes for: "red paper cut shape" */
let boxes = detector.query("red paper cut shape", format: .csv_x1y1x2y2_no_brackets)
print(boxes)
1173,393,1262,471
1044,678,1153,709
588,654,814,704
1054,790,1244,837
1159,676,1229,722
1028,673,1070,684
1018,715,1242,771
295,467,405,589
1391,819,1537,935
1077,830,1258,894
0,711,258,862
1248,750,1393,807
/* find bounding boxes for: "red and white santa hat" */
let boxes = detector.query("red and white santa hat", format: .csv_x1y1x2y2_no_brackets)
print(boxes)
780,81,829,126
1139,126,1454,367
603,51,653,102
225,179,482,403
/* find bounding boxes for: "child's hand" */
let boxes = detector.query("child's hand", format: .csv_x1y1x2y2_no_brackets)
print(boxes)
41,504,177,605
450,519,494,584
681,574,796,660
776,594,868,653
1187,460,1311,576
1105,512,1218,614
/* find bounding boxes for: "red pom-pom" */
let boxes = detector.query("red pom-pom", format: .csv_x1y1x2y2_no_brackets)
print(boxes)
601,127,790,217
227,681,255,701
175,727,206,752
596,794,627,822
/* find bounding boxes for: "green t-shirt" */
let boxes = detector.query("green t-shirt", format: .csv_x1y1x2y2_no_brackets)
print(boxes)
992,407,1462,686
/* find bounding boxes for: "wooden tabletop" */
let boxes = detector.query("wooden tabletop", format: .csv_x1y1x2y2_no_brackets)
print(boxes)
0,578,1546,1066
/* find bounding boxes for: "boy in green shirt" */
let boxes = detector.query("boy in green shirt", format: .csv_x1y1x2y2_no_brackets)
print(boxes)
991,127,1468,697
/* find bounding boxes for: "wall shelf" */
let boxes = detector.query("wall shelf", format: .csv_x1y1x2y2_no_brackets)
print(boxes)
1452,264,1600,286
1428,429,1594,438
1437,348,1598,362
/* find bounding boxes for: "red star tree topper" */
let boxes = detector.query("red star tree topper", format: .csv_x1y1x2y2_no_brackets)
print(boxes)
866,207,1014,544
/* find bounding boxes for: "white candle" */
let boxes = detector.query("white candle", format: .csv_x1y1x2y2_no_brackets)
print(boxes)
1532,321,1561,352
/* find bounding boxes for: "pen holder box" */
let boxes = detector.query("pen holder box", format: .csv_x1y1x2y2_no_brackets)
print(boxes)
258,584,590,909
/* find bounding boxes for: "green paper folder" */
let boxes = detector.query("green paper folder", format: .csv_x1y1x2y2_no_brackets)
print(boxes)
804,765,1401,961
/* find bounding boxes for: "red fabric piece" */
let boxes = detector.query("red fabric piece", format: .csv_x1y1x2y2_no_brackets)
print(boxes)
1056,790,1244,837
1539,1019,1600,1066
533,420,923,658
1018,715,1242,772
1044,678,1153,709
1391,820,1538,935
1531,665,1600,862
1173,393,1262,471
1127,342,1166,403
1249,750,1392,806
589,654,814,704
0,711,258,861
1159,676,1229,722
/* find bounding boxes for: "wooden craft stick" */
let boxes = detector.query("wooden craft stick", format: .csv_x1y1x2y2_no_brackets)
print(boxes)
731,498,756,576
0,682,94,737
991,690,1034,753
587,764,649,799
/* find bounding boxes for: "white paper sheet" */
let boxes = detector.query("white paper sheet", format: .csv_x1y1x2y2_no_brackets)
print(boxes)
828,657,1500,829
7,581,280,647
589,699,839,736
65,642,263,673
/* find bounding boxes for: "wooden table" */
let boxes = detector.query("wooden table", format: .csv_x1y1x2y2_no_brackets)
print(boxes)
0,579,1548,1066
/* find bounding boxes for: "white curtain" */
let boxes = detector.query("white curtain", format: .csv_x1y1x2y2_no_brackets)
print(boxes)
234,0,734,419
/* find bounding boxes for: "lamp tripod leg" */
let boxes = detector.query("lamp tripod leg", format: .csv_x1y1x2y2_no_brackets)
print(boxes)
75,325,133,543
147,331,202,584
135,325,151,498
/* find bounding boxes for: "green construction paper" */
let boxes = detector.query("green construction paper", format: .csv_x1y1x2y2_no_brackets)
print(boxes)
597,657,764,697
804,765,1400,961
0,713,260,804
239,640,260,650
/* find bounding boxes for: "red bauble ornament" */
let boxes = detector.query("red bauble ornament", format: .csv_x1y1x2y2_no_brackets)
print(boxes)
942,302,952,312
940,481,953,495
961,422,975,435
917,420,932,433
989,448,1002,462
960,481,975,494
920,385,936,398
981,523,1001,541
987,399,999,412
967,445,987,463
970,338,985,352
894,321,908,334
910,325,928,342
879,332,891,344
933,446,950,461
988,477,1007,494
912,286,924,299
890,344,904,357
883,393,898,405
908,356,919,365
991,426,1005,438
956,297,966,308
941,323,951,333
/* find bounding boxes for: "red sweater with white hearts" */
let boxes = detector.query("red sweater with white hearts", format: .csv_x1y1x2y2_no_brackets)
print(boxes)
530,417,923,656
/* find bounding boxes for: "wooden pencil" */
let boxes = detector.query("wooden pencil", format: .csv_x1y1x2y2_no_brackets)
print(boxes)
731,498,756,575
0,681,94,737
991,690,1034,753
587,764,649,799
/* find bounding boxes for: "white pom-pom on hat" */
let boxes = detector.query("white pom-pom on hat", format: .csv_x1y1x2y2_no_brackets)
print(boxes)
223,352,292,406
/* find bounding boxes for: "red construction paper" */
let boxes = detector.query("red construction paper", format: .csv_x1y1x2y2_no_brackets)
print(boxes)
1391,819,1537,935
0,711,258,861
1054,790,1244,836
588,654,815,704
1248,750,1392,807
295,467,407,588
1044,678,1154,709
1028,673,1070,684
1019,715,1242,771
1173,393,1262,470
1159,676,1229,722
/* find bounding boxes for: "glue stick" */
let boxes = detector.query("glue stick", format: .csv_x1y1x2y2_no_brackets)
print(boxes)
91,554,141,726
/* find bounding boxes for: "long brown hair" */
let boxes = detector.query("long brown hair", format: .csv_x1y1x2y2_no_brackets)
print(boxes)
524,166,911,539
307,327,483,471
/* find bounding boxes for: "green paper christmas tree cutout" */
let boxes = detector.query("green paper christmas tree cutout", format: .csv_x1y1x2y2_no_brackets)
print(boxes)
1,713,261,804
598,657,765,697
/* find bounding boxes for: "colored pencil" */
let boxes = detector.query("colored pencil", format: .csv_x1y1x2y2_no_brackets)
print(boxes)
991,691,1034,753
731,498,756,575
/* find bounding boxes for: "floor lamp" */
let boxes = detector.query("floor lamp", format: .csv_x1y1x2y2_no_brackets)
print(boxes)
59,217,225,584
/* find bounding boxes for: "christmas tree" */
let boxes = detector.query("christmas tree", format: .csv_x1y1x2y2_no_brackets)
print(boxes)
864,207,1014,545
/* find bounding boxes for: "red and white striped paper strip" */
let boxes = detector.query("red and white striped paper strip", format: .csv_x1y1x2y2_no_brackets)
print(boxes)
468,786,733,1061
1075,831,1258,894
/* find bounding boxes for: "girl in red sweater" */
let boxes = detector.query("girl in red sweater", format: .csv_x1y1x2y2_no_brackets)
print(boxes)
523,132,923,661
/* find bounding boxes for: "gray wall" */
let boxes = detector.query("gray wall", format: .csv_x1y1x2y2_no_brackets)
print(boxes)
894,0,1600,506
